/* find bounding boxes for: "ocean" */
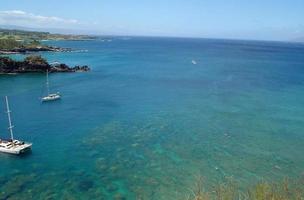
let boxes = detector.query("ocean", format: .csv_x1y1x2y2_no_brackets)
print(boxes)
0,37,304,199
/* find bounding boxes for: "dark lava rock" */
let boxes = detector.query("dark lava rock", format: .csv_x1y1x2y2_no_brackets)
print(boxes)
0,46,71,54
0,55,90,74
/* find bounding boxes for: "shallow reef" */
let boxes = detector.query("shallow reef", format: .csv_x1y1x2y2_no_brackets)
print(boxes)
1,112,303,199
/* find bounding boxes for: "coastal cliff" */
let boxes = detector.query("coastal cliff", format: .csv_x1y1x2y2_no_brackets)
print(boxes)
0,55,90,74
0,38,71,54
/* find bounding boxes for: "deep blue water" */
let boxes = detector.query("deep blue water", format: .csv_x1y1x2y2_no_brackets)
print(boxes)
0,37,304,199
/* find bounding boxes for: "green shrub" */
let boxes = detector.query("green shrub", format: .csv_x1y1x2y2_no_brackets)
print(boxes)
0,39,23,50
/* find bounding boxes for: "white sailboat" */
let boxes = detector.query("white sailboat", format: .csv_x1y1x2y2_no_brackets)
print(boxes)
41,70,61,102
0,96,32,155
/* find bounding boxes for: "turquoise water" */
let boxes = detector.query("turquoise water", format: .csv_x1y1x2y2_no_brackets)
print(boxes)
0,37,304,199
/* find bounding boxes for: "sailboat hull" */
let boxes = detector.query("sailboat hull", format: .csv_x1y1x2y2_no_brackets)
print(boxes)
0,140,32,155
0,96,33,155
42,93,61,102
42,70,62,102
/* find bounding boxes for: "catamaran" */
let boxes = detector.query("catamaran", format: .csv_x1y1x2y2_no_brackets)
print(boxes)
41,69,61,102
0,96,32,155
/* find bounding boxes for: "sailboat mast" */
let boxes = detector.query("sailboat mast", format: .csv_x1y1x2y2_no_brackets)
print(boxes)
5,96,14,141
46,69,50,95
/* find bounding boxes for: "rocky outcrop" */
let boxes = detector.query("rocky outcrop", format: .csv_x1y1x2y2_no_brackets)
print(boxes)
0,46,71,54
0,55,90,74
51,64,90,72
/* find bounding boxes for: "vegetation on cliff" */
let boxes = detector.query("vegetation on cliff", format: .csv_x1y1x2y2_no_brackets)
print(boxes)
0,38,23,50
0,28,96,54
0,28,97,41
0,38,69,54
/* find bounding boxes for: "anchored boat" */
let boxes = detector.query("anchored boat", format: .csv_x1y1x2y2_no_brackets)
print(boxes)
0,96,32,155
41,69,61,102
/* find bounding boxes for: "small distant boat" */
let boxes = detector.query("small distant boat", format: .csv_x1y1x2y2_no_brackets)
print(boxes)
191,60,197,65
41,70,61,102
0,96,32,155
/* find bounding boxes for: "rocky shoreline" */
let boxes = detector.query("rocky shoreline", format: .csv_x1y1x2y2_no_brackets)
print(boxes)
0,55,90,74
0,46,71,55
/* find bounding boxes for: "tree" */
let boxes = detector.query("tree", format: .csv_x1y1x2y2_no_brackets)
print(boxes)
24,55,48,65
28,40,41,47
